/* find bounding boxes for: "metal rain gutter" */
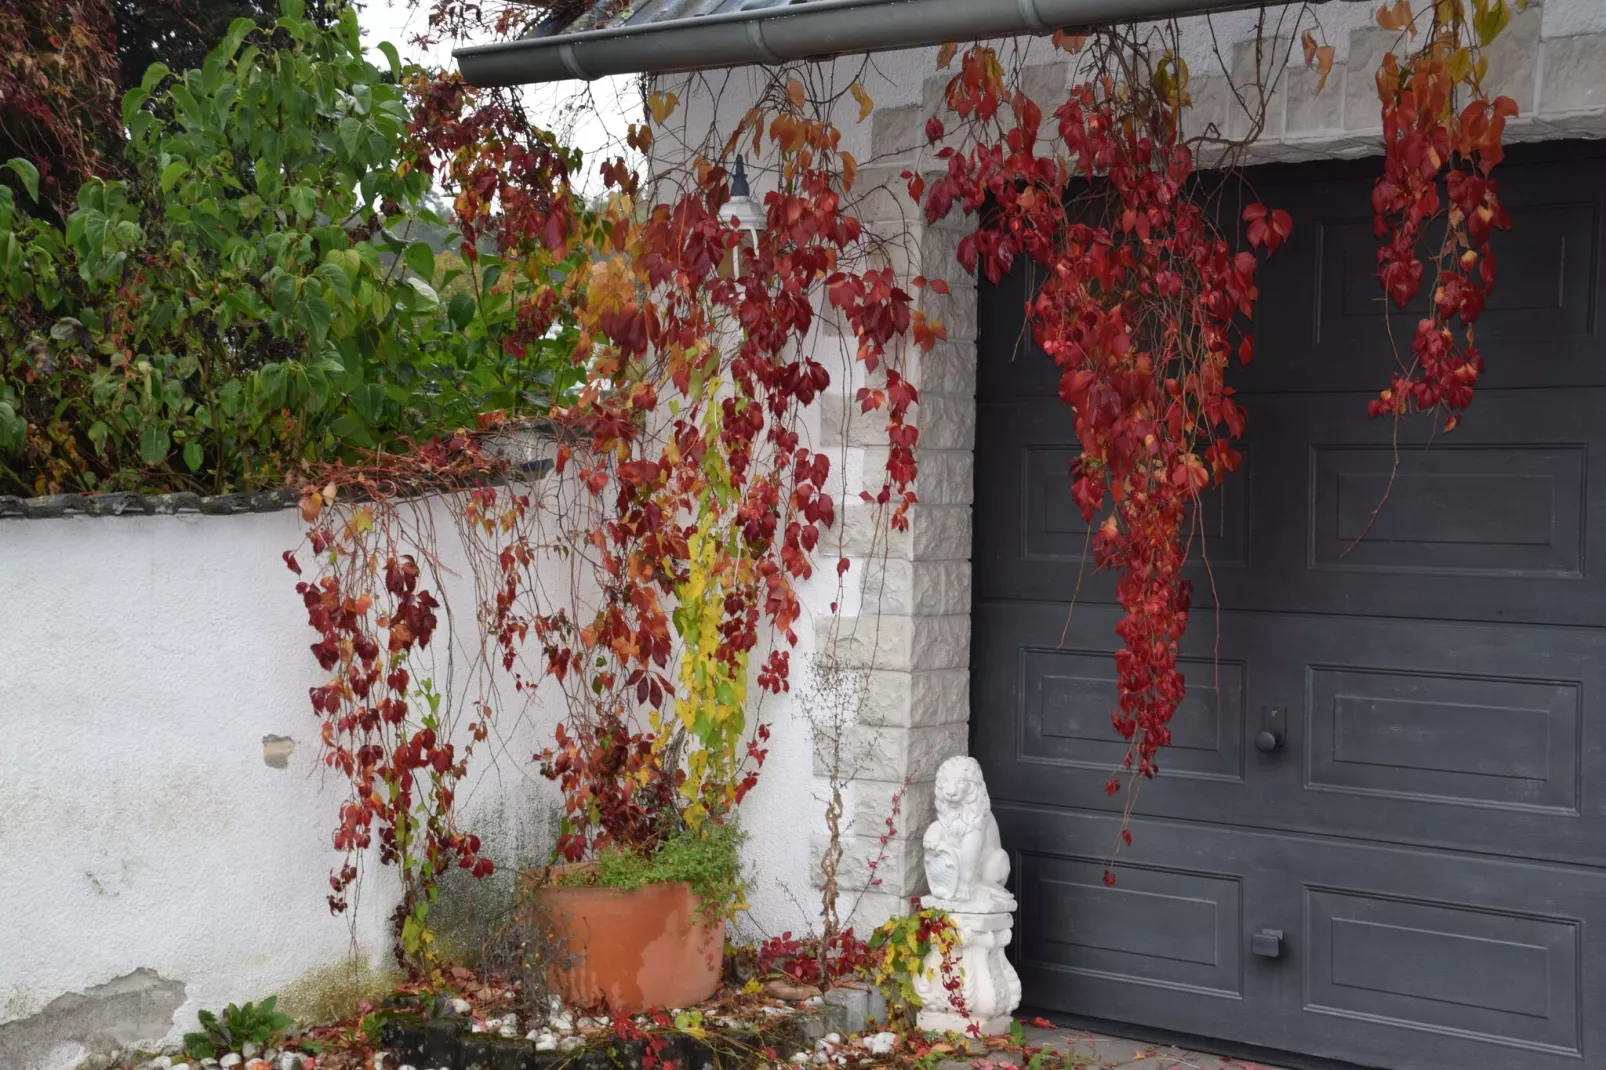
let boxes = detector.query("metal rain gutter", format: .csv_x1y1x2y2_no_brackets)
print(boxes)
454,0,1305,87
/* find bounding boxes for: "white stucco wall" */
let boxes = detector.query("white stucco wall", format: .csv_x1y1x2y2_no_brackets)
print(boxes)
0,484,562,1064
0,463,843,1066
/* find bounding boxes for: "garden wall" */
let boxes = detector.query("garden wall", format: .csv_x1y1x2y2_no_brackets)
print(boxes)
0,477,831,1068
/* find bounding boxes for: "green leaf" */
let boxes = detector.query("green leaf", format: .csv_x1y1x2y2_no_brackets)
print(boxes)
271,273,299,313
87,421,109,454
159,162,189,193
4,158,40,202
0,232,20,276
121,87,150,130
403,241,434,282
315,261,352,303
1475,0,1512,46
287,185,317,220
338,116,362,159
183,1034,217,1060
448,292,475,330
81,210,108,255
377,41,402,81
184,441,205,471
281,0,306,21
139,425,171,465
403,276,439,308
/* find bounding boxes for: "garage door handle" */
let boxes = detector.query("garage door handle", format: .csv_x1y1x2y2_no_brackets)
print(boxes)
1252,928,1284,958
1255,706,1287,753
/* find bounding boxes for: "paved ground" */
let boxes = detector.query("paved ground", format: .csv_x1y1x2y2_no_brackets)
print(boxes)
1020,1026,1290,1069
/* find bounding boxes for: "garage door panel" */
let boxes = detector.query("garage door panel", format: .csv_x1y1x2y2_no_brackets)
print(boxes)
1017,853,1243,997
978,389,1606,624
973,600,1606,865
1304,888,1581,1055
1306,666,1581,815
999,805,1606,1070
1022,646,1246,782
1310,442,1586,577
1249,154,1606,394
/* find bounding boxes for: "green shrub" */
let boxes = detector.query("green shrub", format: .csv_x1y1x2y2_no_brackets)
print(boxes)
0,0,583,497
183,995,292,1058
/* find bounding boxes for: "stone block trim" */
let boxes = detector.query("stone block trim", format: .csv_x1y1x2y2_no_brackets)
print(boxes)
809,830,926,893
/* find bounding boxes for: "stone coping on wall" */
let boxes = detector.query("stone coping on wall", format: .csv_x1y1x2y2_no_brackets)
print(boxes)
0,421,563,521
0,462,555,521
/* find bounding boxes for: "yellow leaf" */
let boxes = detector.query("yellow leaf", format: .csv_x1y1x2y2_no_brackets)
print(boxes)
936,41,957,68
786,79,805,109
849,81,874,123
648,90,679,125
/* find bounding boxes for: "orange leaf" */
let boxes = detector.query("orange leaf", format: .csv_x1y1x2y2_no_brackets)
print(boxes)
840,150,857,190
1315,45,1335,92
1051,30,1086,52
1376,0,1415,35
849,81,874,122
936,41,957,69
786,79,805,109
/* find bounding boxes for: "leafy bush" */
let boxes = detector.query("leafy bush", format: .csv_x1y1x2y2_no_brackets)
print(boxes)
183,994,293,1058
0,0,583,497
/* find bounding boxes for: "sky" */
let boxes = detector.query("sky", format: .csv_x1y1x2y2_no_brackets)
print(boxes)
354,0,642,192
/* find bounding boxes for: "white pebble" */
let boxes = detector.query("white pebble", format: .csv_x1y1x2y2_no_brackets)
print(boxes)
145,1058,173,1070
558,1036,585,1053
526,1030,544,1041
859,1032,897,1055
450,997,472,1015
277,1055,304,1070
534,1032,558,1052
470,1022,485,1033
242,1043,260,1060
219,1055,242,1069
790,1054,810,1064
551,1012,575,1032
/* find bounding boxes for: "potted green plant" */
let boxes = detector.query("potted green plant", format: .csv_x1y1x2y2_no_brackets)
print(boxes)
530,697,748,1013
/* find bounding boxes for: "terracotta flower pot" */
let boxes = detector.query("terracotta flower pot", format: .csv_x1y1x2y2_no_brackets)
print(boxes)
531,872,723,1013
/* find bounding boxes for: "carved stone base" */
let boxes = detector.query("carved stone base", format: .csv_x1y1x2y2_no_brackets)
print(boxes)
911,909,1023,1036
914,1010,1015,1036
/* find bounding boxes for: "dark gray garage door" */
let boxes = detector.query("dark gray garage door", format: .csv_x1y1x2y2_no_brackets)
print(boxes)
972,142,1606,1070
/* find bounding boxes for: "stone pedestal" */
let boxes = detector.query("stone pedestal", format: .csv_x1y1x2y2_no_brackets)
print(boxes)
912,899,1022,1036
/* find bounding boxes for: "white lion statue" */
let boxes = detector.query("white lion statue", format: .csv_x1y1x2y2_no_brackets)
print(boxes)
922,755,1012,908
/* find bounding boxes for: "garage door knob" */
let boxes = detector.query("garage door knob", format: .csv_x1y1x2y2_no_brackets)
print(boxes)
1256,706,1287,753
1252,928,1284,959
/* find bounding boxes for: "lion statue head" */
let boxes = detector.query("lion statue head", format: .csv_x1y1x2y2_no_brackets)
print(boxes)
933,756,990,834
